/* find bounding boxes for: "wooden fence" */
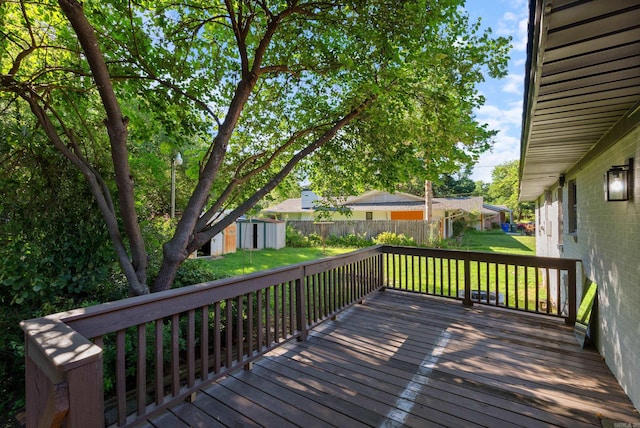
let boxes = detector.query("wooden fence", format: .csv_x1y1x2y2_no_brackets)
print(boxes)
287,220,442,244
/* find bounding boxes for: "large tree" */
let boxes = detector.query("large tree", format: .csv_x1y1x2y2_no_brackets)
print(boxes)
1,0,510,294
487,160,533,220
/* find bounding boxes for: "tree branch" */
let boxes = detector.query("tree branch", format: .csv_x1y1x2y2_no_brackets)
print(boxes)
58,0,148,292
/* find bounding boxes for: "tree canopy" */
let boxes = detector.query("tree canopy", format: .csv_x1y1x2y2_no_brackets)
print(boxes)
486,160,533,220
1,0,510,295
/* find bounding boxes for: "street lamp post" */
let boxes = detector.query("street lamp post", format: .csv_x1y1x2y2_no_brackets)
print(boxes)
170,152,183,218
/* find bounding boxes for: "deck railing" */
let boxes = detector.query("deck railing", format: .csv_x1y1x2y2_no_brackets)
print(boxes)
21,245,578,427
383,246,578,319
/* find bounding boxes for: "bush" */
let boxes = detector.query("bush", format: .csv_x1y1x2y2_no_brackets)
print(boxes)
325,233,372,248
286,225,311,247
452,219,466,238
373,231,417,247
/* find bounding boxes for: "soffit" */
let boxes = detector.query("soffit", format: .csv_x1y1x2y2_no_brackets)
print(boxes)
519,0,640,201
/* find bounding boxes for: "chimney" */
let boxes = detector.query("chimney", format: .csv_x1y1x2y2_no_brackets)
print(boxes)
301,189,319,209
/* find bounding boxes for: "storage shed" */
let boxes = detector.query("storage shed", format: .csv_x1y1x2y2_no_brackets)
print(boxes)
195,222,237,258
237,218,286,250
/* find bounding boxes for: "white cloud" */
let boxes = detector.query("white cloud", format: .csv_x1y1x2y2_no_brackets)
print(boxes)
470,131,521,182
513,17,529,51
476,101,522,130
502,73,524,95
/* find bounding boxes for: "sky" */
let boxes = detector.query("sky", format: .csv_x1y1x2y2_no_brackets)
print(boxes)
462,0,530,182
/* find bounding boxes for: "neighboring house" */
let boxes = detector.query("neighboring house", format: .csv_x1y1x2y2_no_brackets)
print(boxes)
263,189,504,238
520,0,640,411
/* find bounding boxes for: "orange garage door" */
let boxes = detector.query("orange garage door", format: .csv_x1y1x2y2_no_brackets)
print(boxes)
390,211,424,220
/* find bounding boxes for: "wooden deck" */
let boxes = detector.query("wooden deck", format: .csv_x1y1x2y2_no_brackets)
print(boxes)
142,290,639,428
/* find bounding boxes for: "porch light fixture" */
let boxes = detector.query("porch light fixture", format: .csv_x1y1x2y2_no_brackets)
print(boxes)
605,158,633,202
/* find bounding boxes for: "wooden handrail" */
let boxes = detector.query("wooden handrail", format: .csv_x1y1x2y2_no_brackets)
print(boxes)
21,245,579,427
21,316,103,427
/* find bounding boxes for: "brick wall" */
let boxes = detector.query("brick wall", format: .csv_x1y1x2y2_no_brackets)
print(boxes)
536,125,640,409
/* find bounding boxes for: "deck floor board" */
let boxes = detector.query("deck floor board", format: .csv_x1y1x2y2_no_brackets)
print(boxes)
147,290,640,427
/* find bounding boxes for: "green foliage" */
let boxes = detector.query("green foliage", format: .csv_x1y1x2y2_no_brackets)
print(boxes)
373,232,417,247
326,233,373,248
286,225,322,248
487,160,534,221
452,219,466,238
433,170,478,197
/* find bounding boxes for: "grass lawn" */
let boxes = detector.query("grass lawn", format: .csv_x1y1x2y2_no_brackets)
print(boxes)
457,229,535,255
189,246,358,279
184,231,547,312
188,229,535,281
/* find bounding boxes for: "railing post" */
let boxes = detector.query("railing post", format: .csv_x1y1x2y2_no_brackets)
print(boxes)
378,250,385,290
463,258,473,307
565,262,577,325
296,271,308,341
21,317,104,428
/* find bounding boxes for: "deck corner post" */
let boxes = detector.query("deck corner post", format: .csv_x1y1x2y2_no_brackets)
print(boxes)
295,274,308,341
565,261,578,325
462,258,473,307
22,317,104,428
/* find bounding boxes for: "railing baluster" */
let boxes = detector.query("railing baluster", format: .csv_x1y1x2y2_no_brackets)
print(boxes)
535,268,540,313
289,281,295,336
281,282,287,339
201,306,209,380
154,319,163,405
524,267,530,311
265,288,272,347
214,302,221,373
257,289,264,351
171,314,179,397
515,264,520,309
247,293,254,358
505,264,510,308
236,296,243,365
187,309,195,389
116,329,126,426
556,269,561,316
485,261,490,304
225,299,232,367
136,323,146,416
545,268,551,314
274,285,280,344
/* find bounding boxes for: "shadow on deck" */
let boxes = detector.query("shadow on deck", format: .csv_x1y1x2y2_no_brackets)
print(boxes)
146,291,640,428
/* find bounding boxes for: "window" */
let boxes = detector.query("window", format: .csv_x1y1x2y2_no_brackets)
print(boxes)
366,211,373,220
568,180,577,233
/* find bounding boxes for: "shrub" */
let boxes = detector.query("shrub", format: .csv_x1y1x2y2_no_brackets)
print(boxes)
452,219,466,238
373,231,417,247
325,232,372,248
286,225,312,247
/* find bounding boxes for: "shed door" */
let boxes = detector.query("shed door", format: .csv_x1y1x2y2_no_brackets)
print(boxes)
252,223,258,249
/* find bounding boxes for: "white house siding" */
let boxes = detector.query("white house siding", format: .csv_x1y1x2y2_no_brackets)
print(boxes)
538,126,640,409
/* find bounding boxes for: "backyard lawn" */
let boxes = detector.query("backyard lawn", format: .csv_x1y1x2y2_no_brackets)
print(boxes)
186,229,535,281
457,229,535,255
180,230,548,314
183,246,358,280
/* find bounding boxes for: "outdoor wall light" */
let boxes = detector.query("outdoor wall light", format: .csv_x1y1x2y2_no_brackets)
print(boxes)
605,158,633,201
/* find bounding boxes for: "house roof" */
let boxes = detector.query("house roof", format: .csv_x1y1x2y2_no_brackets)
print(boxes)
432,196,496,215
264,192,495,215
519,0,640,201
